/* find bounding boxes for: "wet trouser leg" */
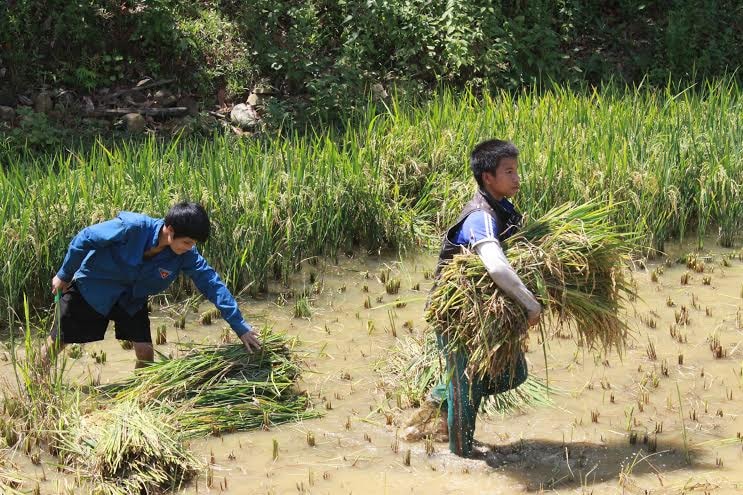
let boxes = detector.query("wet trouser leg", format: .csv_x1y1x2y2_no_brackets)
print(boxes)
436,332,488,457
434,332,528,457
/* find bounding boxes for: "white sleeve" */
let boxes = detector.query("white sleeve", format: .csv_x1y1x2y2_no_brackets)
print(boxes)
474,239,542,318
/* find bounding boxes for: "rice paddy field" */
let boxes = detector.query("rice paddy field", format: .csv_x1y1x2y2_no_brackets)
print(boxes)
1,81,742,493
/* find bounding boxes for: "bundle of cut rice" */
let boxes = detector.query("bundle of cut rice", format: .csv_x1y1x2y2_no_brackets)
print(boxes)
54,401,200,495
102,329,320,436
425,202,634,380
375,332,556,414
0,471,24,495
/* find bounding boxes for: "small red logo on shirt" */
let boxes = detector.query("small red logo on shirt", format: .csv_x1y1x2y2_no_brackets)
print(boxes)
159,268,172,279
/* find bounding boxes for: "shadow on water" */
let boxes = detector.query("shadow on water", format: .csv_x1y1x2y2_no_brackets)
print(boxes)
481,437,710,491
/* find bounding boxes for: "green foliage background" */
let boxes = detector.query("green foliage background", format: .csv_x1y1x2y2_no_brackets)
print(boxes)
1,0,741,123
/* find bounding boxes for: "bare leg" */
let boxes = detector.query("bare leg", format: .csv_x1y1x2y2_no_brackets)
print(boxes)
133,342,154,369
40,335,66,369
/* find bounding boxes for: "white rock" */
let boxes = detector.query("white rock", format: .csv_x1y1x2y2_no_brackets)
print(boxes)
0,105,16,121
123,113,146,133
230,103,259,129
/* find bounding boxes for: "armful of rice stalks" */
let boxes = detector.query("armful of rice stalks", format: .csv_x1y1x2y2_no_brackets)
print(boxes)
474,240,541,321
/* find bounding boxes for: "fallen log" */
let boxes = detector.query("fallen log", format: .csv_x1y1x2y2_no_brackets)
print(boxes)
98,79,176,102
86,107,189,118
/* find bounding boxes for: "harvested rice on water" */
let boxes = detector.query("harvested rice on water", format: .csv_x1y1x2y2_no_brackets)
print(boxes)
53,401,200,495
49,330,318,494
102,329,321,436
0,469,24,495
425,202,634,381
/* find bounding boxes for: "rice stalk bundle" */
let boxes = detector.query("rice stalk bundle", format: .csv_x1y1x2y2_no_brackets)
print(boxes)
481,377,554,417
374,333,441,408
376,332,557,415
0,459,24,495
53,400,200,495
172,395,318,437
0,478,24,495
425,201,634,380
102,330,321,436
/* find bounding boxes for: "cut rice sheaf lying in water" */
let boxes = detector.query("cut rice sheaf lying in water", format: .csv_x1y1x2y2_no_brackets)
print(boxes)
53,401,201,495
50,329,319,494
101,329,322,436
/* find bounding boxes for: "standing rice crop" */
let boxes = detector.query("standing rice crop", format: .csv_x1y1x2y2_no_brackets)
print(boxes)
425,201,635,380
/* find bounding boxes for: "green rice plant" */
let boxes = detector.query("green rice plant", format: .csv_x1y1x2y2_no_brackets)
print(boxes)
67,343,83,359
198,308,220,325
101,329,321,436
92,349,107,364
1,80,741,326
293,295,312,319
385,278,401,295
2,296,74,449
53,400,201,495
425,201,635,380
156,325,167,345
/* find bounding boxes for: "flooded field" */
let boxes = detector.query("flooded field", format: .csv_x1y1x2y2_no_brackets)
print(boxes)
5,242,743,494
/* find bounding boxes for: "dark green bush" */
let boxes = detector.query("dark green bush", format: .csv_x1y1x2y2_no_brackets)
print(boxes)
1,0,740,127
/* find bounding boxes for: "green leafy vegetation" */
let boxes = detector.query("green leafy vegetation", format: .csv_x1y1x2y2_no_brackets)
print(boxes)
1,1,740,126
1,82,741,324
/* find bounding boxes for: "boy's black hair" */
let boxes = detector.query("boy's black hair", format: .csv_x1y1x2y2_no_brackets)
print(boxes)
165,202,210,242
470,139,519,188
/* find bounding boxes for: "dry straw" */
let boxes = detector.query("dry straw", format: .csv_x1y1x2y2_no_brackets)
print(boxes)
425,201,635,381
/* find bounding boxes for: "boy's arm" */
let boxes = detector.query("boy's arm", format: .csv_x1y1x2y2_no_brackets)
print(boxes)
56,218,129,282
460,211,541,323
474,240,541,322
183,251,260,351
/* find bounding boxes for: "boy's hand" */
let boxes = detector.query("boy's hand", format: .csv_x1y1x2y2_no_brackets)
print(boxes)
239,331,261,353
51,275,70,295
527,309,541,328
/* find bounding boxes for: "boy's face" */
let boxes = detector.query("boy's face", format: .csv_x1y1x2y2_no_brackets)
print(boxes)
163,226,197,255
483,157,521,200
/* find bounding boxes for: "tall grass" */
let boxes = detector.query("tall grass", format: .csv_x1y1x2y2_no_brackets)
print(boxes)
1,297,72,449
1,79,741,322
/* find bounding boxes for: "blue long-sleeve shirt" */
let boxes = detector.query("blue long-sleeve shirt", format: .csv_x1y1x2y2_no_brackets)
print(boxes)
56,211,252,336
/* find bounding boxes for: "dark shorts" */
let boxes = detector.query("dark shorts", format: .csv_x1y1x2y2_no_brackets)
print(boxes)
51,283,151,344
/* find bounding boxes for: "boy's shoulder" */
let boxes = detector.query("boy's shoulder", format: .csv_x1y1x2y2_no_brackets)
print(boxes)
116,211,160,229
457,209,498,245
461,209,496,228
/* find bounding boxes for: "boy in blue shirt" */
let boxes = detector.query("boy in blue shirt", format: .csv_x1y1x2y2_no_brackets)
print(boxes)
48,201,260,368
409,139,541,457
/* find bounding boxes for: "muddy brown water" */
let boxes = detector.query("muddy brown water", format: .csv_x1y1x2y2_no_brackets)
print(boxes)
4,242,743,494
